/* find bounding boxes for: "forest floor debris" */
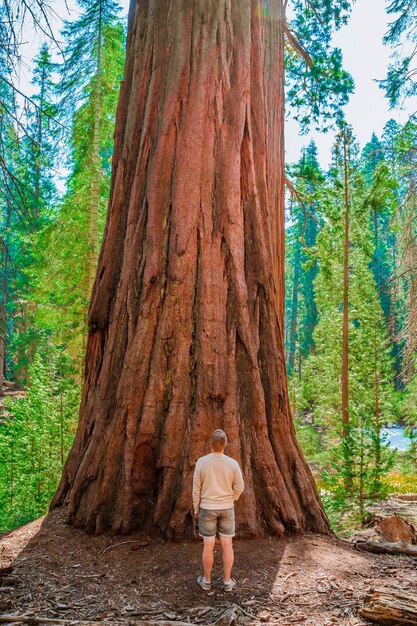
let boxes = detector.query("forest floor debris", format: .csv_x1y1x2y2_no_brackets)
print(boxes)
0,508,416,626
367,495,417,525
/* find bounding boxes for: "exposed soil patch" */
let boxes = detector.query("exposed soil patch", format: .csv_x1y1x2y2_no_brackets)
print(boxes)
0,508,416,625
368,495,417,525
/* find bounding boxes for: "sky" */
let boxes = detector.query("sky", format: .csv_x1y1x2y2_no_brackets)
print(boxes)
286,0,417,166
15,0,417,170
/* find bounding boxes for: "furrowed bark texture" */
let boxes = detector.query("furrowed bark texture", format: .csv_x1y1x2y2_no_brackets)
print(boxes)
51,0,329,539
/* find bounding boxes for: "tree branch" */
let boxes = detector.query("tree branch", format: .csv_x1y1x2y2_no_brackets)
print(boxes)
284,24,314,69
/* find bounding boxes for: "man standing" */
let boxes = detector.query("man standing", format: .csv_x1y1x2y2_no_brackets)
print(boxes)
192,429,244,592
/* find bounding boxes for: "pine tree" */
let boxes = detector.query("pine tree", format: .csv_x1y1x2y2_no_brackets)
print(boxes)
389,121,417,451
381,0,417,107
32,8,126,371
0,12,21,390
285,0,354,130
0,2,126,530
17,43,59,225
381,0,417,388
9,43,59,383
58,0,125,299
361,134,399,380
286,142,322,378
299,127,396,523
0,347,79,530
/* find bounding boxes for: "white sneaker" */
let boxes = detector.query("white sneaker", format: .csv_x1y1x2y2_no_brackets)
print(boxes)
197,575,211,591
223,578,236,592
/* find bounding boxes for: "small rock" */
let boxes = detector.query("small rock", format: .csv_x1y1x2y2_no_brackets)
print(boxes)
259,610,271,622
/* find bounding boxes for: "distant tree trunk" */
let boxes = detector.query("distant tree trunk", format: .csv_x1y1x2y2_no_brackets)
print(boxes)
86,16,102,295
302,215,318,356
0,268,6,392
0,208,10,391
373,208,379,283
403,182,417,380
34,65,46,221
373,314,381,480
342,137,349,434
288,238,301,374
52,0,329,539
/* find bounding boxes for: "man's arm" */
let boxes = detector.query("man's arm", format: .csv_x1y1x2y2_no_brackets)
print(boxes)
192,461,202,516
233,464,244,502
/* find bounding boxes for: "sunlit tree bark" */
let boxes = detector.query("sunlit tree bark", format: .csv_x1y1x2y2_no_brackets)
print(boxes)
52,0,329,539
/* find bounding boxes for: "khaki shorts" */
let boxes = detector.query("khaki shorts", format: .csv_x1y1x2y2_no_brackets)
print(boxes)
198,507,235,537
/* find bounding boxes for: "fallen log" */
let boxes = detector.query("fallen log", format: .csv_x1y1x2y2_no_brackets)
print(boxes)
359,589,417,625
354,539,417,557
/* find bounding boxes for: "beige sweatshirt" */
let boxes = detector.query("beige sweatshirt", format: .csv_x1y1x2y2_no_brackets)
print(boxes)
192,452,244,514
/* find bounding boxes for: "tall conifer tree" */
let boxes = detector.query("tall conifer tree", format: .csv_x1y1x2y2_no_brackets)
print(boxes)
299,128,395,517
32,5,126,368
286,142,322,377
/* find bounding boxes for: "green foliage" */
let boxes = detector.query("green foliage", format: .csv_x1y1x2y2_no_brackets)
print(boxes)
0,347,79,530
382,469,417,495
0,0,126,530
286,0,354,130
31,19,125,359
294,417,327,465
291,127,398,525
285,142,322,376
401,376,417,466
19,43,59,224
381,0,417,106
321,424,396,524
58,0,123,116
6,44,60,384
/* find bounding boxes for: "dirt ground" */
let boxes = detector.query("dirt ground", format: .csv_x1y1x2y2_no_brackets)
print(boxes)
0,507,416,626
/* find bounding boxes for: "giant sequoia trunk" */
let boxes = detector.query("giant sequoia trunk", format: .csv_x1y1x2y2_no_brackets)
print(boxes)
51,0,329,539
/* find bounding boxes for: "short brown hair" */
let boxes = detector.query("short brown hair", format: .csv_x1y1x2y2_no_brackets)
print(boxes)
211,429,227,451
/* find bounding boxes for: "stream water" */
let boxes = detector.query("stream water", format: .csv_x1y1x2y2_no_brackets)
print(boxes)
381,426,413,451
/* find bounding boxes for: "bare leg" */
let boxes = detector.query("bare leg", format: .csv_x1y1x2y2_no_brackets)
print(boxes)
219,535,234,581
202,536,216,583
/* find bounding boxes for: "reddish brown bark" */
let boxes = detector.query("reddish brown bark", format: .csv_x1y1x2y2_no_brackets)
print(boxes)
51,0,329,539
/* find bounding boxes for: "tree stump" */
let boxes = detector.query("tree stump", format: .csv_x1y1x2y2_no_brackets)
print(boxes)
378,514,417,545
